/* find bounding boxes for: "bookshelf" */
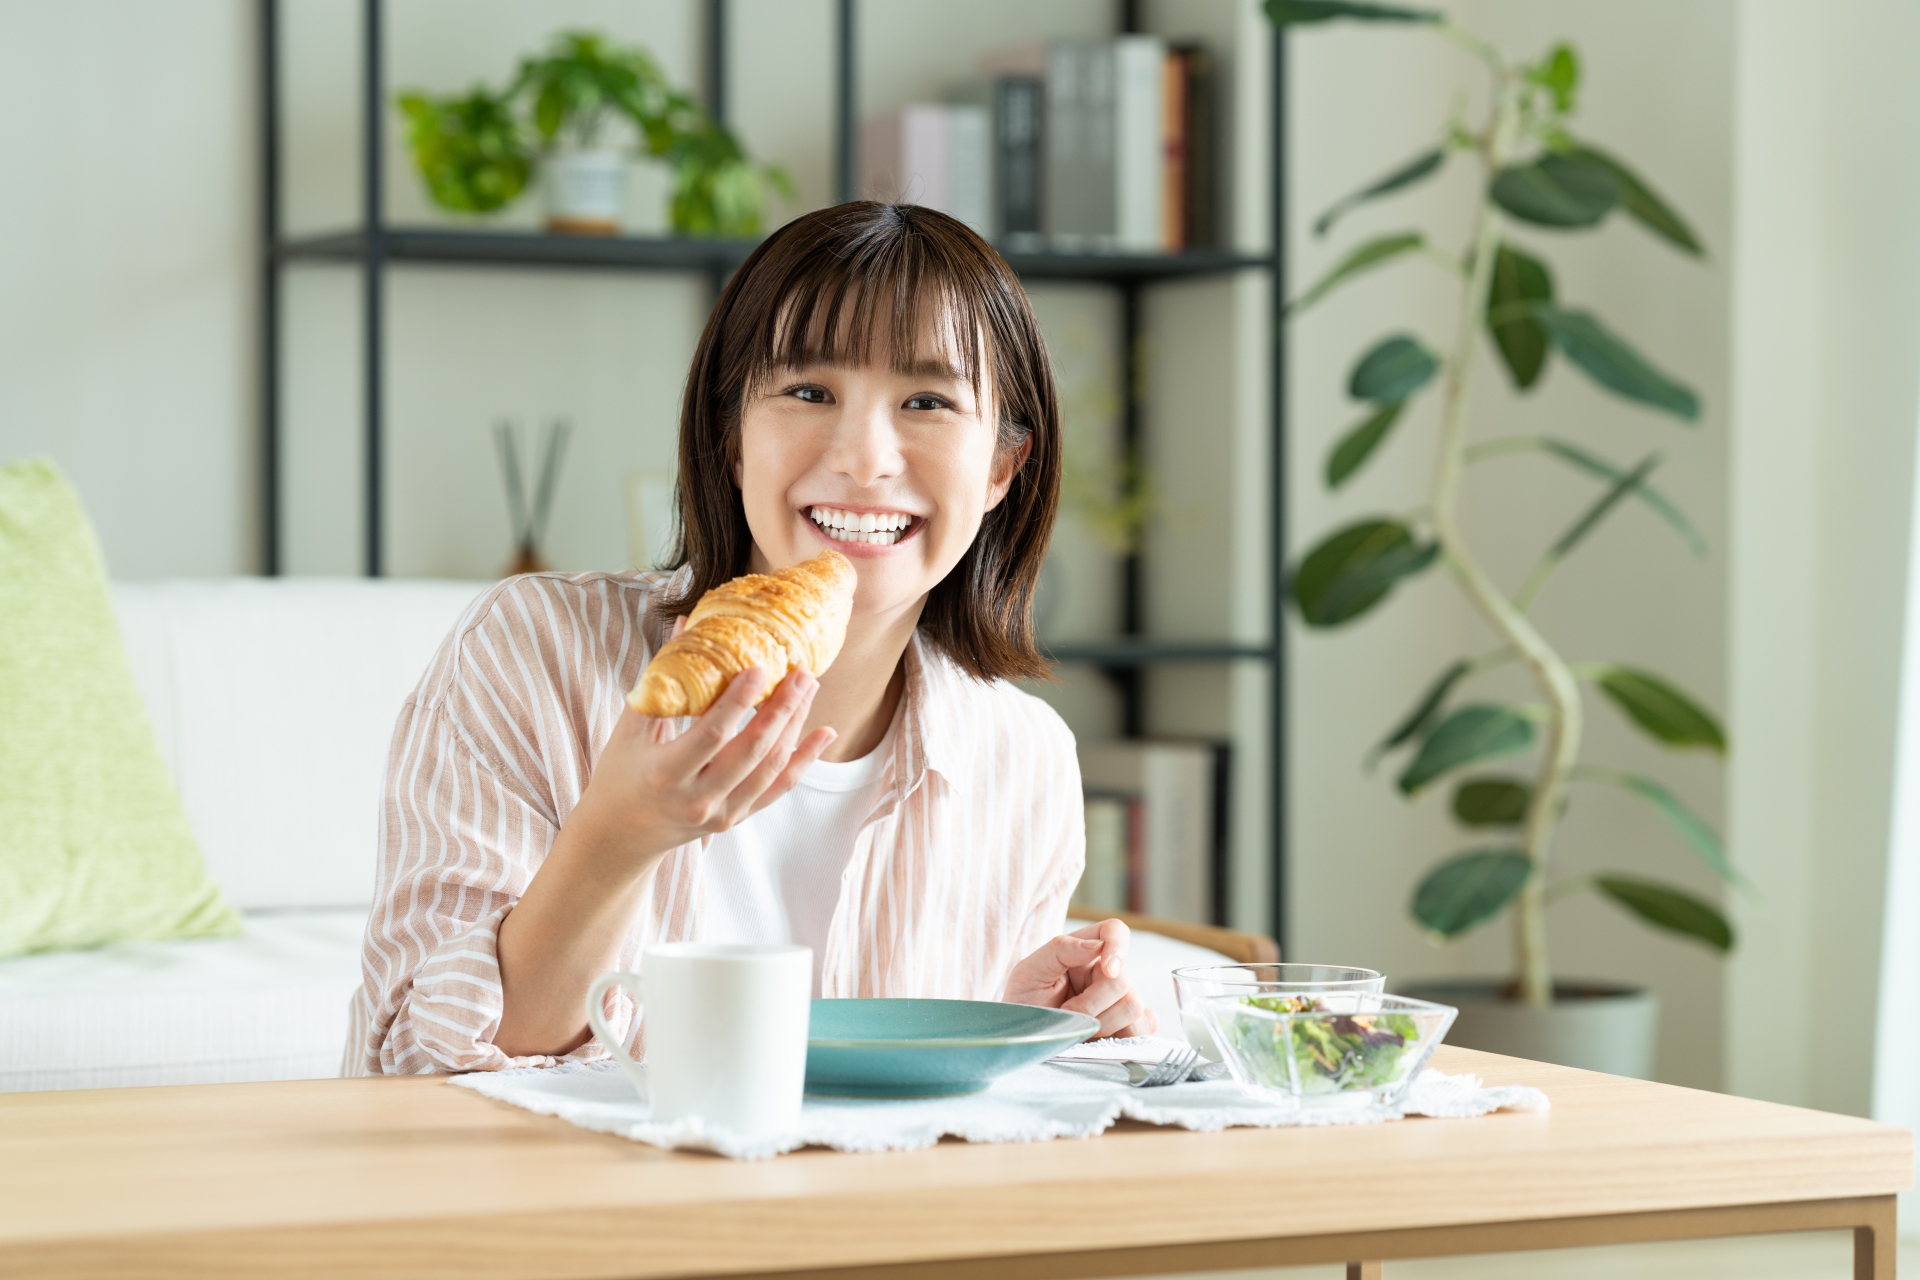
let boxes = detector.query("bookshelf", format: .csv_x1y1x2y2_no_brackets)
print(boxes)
258,0,1288,948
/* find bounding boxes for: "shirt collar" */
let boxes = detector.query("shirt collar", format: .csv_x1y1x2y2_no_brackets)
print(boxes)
896,632,962,792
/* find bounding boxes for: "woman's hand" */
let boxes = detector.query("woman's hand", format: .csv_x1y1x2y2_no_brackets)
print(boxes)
569,660,838,869
1003,918,1157,1038
495,653,834,1058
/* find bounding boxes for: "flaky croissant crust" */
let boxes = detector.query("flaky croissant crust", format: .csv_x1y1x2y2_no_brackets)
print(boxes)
627,549,857,718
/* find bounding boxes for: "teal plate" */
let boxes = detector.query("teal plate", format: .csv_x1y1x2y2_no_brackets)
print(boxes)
805,998,1100,1098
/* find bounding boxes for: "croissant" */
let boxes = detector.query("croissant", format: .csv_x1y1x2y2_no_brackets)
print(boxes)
628,550,857,717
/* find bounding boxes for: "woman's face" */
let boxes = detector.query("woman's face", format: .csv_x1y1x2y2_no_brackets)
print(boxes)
737,330,1023,622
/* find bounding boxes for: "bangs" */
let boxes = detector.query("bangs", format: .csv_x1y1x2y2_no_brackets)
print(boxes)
743,213,992,394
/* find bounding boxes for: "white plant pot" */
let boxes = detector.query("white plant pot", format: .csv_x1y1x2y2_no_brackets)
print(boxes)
1402,979,1660,1079
544,149,626,235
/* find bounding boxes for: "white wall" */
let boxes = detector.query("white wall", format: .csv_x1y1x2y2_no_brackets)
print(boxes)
0,0,257,578
1725,0,1920,1121
1284,1,1735,1089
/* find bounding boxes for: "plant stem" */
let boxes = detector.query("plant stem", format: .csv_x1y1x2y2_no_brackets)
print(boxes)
1426,68,1582,1009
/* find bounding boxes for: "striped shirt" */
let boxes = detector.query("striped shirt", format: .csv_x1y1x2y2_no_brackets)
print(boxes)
344,570,1084,1076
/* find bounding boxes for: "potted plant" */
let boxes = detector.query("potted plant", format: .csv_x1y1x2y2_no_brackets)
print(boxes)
397,30,790,237
1270,0,1735,1077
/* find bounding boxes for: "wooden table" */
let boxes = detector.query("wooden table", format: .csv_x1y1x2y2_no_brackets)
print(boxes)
0,1047,1908,1280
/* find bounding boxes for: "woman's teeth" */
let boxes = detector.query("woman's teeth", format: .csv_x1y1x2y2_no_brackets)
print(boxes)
808,506,914,546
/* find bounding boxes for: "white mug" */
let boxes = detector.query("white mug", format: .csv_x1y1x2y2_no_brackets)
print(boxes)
586,942,811,1139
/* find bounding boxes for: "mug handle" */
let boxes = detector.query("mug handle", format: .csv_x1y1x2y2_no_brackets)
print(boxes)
585,971,648,1103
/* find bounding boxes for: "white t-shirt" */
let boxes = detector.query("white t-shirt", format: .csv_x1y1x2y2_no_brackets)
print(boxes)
699,717,896,995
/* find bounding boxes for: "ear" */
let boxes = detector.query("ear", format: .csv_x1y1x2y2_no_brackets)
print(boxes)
982,432,1033,514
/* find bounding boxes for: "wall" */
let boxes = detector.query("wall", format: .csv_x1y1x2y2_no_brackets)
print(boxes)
0,0,257,578
1725,0,1920,1121
1283,1,1735,1089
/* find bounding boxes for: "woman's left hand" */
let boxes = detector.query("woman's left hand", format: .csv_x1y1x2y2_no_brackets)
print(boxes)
1004,918,1157,1038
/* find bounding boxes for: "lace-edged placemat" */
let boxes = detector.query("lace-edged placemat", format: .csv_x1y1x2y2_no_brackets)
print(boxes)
450,1037,1548,1161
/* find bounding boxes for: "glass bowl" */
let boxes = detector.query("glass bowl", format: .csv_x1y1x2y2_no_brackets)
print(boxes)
1172,964,1385,1061
1199,992,1456,1109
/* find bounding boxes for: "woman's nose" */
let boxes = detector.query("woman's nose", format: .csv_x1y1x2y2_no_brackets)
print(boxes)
825,398,906,487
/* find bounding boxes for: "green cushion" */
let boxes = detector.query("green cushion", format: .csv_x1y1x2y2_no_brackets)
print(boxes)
0,457,240,956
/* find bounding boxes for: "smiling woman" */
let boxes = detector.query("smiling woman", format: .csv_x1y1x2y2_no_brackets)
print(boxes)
346,203,1154,1078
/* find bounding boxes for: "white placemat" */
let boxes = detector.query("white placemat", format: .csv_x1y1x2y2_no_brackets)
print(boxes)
450,1037,1548,1161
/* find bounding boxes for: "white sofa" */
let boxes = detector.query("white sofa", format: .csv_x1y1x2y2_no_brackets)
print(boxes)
0,578,1225,1092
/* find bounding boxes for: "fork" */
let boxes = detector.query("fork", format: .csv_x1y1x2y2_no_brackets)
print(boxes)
1054,1045,1202,1088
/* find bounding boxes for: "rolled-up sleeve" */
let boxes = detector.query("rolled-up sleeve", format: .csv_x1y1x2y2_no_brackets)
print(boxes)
348,697,634,1075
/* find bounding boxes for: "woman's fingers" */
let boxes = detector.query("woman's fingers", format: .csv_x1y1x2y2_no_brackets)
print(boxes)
746,727,838,818
1060,952,1134,1027
696,669,817,800
677,666,772,769
723,691,819,821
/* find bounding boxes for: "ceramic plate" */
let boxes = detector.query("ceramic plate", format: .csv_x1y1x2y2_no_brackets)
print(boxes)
805,998,1100,1098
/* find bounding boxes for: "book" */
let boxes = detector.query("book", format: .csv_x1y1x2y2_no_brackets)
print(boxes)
993,78,1044,249
1040,37,1166,252
859,104,991,237
1077,739,1215,923
1175,44,1218,249
1073,789,1140,916
1114,35,1166,252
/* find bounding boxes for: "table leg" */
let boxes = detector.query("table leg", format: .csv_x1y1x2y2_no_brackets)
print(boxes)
1854,1195,1898,1280
1346,1264,1383,1280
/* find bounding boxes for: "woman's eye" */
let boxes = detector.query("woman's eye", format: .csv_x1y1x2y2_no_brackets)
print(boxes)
786,385,830,405
904,394,953,412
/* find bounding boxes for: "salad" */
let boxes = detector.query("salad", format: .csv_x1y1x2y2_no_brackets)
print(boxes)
1218,995,1420,1094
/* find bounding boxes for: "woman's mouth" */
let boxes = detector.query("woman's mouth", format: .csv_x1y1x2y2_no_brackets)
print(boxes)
806,505,922,547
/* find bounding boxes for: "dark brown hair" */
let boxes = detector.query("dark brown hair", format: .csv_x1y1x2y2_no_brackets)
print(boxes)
657,201,1061,682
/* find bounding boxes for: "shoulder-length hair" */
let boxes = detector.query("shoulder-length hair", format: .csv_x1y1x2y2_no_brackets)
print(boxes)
656,201,1061,683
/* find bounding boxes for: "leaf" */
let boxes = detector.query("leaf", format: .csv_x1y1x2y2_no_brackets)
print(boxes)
1486,243,1554,390
1534,306,1701,420
1349,335,1440,403
1453,776,1533,826
1571,145,1703,257
1290,233,1426,315
1527,43,1581,114
1267,0,1441,26
1588,771,1742,887
1593,875,1735,951
1592,666,1726,753
1547,452,1661,562
1314,149,1445,237
1536,439,1706,556
1411,849,1533,937
1398,704,1536,794
1368,659,1472,767
1290,519,1438,628
1490,153,1620,228
1326,402,1406,488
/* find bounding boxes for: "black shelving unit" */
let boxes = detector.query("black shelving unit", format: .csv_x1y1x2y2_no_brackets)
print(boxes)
260,0,1288,949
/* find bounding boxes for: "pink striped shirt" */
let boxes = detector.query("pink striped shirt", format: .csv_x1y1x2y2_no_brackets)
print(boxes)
345,570,1084,1076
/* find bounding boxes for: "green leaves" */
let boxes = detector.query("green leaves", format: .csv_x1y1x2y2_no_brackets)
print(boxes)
1532,439,1706,556
1290,233,1426,316
1291,520,1438,627
1490,153,1619,228
1266,0,1441,27
1327,403,1406,488
1412,849,1533,936
1349,335,1440,402
1591,666,1726,753
1547,452,1661,563
1487,244,1554,389
1571,146,1704,257
1533,306,1701,420
396,89,531,214
1593,876,1734,951
1453,776,1532,826
1368,659,1472,767
1314,149,1445,237
1526,44,1581,114
1398,705,1535,794
1578,768,1740,887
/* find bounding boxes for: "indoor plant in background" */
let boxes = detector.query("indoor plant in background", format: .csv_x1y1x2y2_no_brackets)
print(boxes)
398,30,790,236
1271,0,1736,1076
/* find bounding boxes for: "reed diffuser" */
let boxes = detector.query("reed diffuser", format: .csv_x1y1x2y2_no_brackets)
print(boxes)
494,417,571,576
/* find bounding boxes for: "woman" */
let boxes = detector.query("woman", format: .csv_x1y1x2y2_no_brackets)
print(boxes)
348,202,1154,1075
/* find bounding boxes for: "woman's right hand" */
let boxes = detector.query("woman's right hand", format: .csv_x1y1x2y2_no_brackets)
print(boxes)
573,662,838,871
495,659,834,1058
